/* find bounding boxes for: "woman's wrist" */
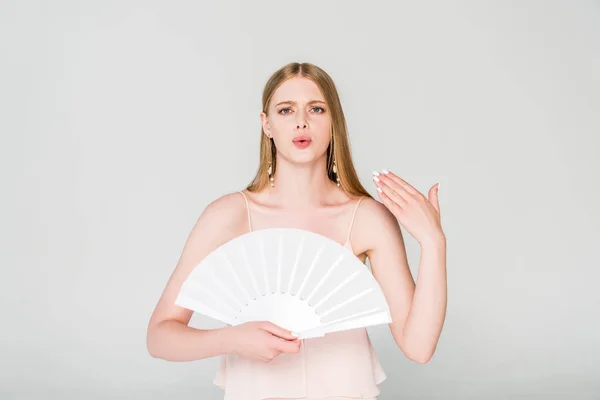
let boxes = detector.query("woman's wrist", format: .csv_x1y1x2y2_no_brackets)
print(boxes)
218,325,238,356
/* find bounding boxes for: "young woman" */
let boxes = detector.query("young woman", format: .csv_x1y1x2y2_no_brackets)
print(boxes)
146,62,447,400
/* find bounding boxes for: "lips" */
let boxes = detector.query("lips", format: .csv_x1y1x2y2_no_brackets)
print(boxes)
293,135,311,143
292,134,312,149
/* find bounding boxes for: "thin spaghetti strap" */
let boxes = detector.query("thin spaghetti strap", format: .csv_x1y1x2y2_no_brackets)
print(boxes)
346,196,365,243
238,190,253,232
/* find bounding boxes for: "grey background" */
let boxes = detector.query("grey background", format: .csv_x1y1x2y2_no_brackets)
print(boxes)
1,1,599,399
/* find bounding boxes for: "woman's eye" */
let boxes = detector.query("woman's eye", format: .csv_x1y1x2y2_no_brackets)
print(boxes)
278,107,325,115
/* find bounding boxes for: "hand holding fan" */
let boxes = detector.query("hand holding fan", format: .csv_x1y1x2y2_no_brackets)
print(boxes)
175,228,392,339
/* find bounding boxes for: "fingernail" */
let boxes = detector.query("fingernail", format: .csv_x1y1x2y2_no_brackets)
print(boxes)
382,169,390,174
291,331,299,337
372,171,380,176
377,187,382,193
437,182,440,190
373,176,380,182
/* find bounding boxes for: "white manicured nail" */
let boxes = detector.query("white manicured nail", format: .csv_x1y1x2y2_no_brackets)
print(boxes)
377,187,382,193
373,176,380,182
291,331,299,337
372,171,380,176
382,169,390,174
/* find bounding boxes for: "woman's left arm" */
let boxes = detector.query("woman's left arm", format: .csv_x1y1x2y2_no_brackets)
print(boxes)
365,170,446,364
400,235,446,364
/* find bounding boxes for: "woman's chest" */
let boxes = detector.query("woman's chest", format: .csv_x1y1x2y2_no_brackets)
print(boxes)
249,211,350,246
240,212,367,264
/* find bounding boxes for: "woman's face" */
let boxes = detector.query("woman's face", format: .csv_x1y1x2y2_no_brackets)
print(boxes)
261,76,331,164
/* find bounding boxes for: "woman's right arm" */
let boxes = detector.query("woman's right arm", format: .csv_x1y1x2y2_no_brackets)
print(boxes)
145,192,245,362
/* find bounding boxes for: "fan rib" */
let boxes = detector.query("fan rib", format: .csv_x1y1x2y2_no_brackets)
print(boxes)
313,270,361,309
321,307,383,327
219,250,252,304
287,236,305,294
241,242,262,299
319,288,373,318
210,269,245,310
276,235,283,293
182,281,238,314
296,245,326,300
182,280,239,315
305,253,346,304
258,237,271,294
175,295,235,325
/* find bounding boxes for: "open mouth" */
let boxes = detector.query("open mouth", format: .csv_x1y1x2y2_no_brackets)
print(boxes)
293,135,311,143
293,136,312,148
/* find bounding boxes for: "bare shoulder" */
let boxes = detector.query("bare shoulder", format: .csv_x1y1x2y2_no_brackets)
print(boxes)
354,196,406,258
181,191,249,252
199,191,249,235
147,191,248,328
358,196,400,231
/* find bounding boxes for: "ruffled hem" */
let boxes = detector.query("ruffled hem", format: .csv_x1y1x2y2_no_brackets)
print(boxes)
213,328,386,400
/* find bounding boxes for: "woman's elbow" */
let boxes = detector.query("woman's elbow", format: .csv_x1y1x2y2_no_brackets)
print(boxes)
146,323,162,359
397,343,434,364
408,352,433,364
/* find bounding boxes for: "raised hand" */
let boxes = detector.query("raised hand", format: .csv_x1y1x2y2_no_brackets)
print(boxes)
372,169,444,246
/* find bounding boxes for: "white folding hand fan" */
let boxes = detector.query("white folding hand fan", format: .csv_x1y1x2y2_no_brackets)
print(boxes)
175,227,392,339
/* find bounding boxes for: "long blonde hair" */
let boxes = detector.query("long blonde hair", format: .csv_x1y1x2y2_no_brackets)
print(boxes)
245,62,372,200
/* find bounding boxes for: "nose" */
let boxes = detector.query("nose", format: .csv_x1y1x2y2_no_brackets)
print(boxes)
295,111,307,130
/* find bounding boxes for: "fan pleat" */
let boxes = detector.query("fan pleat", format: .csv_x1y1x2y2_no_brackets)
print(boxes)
219,250,252,304
313,270,361,309
258,238,271,294
210,268,245,312
322,307,384,327
287,235,305,294
305,252,346,304
240,242,261,299
296,245,326,301
319,288,373,318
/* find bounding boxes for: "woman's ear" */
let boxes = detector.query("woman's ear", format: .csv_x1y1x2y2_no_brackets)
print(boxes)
260,111,271,137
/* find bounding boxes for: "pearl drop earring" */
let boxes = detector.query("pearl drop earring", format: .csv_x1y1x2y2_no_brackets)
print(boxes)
333,158,340,186
268,160,274,187
267,135,275,188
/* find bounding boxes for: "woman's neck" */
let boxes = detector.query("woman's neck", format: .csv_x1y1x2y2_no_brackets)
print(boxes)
263,155,343,210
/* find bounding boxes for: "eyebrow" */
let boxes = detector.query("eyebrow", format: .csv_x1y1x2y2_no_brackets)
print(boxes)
275,100,326,107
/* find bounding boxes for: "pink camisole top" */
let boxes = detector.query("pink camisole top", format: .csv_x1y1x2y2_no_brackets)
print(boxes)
212,191,387,400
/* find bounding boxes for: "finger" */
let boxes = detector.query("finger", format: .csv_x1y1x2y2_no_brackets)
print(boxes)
379,170,419,196
374,173,412,204
260,322,297,340
376,178,407,209
428,183,441,214
376,185,402,214
273,337,302,353
263,351,279,363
